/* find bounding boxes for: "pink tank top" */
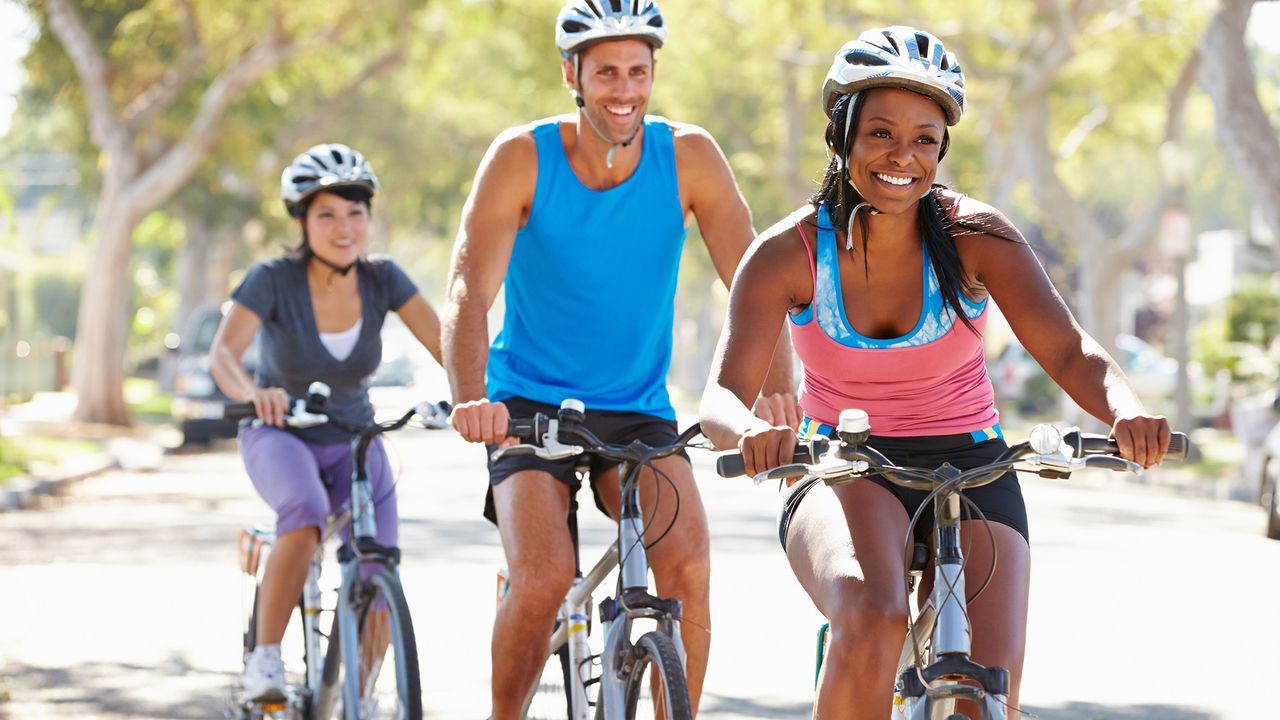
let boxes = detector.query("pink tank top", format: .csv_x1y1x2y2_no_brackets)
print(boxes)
788,205,999,437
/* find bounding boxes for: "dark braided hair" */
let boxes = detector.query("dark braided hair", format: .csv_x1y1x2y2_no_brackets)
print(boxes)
809,92,1016,335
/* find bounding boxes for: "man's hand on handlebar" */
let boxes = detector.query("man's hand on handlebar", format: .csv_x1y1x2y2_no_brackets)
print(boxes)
450,398,514,446
753,392,803,430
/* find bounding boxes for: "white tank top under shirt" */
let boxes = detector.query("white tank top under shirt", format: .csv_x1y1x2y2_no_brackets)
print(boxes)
319,317,363,362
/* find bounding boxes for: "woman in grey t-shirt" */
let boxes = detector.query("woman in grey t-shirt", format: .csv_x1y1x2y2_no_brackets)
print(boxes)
209,143,444,702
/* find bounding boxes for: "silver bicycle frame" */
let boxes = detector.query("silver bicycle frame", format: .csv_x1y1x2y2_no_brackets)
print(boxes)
896,489,1008,720
525,473,688,719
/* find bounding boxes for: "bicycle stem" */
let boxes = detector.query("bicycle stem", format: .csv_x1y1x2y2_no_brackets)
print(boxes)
932,467,972,658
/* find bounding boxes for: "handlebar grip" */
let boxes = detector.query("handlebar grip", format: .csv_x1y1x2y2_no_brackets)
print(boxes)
1077,431,1190,462
716,437,830,478
222,402,257,421
506,416,542,442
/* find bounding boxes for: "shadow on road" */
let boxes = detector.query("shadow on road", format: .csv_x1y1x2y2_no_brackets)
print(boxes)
700,692,811,718
1,657,230,719
1023,701,1217,720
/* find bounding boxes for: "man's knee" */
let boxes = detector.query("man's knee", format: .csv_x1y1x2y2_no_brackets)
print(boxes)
504,557,576,613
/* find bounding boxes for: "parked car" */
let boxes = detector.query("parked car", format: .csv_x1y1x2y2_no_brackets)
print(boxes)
1235,393,1280,541
170,304,258,446
990,334,1204,419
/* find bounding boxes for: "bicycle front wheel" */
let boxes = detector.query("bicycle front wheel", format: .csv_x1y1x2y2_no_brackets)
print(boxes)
621,632,691,720
339,569,422,720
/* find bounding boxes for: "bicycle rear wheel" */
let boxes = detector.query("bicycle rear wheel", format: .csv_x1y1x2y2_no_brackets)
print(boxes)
622,632,691,720
521,641,575,719
339,569,423,719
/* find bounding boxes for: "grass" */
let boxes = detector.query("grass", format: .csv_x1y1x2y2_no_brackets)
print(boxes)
124,377,173,423
0,435,102,487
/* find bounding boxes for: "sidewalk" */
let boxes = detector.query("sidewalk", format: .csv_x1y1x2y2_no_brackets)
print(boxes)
0,391,174,511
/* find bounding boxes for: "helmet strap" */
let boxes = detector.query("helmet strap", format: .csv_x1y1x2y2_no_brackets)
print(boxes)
845,201,879,252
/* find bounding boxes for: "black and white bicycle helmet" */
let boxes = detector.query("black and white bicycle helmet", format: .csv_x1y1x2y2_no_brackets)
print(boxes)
821,26,966,126
555,0,667,58
280,143,379,217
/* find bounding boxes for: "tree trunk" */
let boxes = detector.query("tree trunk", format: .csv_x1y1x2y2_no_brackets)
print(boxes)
1201,0,1280,243
173,211,212,340
70,190,139,425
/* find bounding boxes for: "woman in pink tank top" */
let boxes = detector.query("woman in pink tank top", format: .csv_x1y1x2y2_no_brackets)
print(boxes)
699,27,1171,720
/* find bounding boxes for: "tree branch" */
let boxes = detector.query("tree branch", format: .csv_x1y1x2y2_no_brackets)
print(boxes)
43,0,119,149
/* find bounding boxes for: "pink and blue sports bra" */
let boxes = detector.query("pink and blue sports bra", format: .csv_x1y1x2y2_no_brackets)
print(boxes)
788,204,1001,439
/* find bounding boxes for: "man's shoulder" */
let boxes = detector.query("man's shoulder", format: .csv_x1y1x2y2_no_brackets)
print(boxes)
661,118,716,148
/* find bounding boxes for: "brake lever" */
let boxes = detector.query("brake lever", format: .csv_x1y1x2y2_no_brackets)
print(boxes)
750,463,811,486
415,401,451,430
1081,455,1144,474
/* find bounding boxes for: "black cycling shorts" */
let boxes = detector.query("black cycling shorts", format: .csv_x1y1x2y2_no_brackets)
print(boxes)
482,396,688,525
777,430,1029,552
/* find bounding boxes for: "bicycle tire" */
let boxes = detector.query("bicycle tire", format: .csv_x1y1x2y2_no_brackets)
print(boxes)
337,569,423,720
521,641,575,719
621,632,691,720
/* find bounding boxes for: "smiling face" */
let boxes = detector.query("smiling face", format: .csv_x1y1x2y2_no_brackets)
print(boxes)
301,190,370,268
564,38,655,145
846,87,947,216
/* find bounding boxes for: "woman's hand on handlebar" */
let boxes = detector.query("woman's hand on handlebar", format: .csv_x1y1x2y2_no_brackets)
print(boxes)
249,386,289,428
450,398,512,446
738,425,800,479
1110,413,1172,469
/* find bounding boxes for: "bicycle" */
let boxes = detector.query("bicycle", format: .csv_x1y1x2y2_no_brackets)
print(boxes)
226,382,451,720
716,409,1189,719
493,398,709,720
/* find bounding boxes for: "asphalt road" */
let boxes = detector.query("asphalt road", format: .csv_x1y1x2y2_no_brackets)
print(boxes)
2,404,1277,719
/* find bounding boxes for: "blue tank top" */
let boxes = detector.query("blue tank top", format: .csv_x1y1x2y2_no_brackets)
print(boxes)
487,116,688,420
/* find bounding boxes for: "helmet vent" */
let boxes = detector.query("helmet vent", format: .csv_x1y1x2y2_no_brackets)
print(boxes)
844,50,889,66
562,19,590,33
307,153,330,170
608,0,622,12
914,33,930,58
647,16,663,27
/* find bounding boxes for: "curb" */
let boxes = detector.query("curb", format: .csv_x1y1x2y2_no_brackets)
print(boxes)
0,452,117,511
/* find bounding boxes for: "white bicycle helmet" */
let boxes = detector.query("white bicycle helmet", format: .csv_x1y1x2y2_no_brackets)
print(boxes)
555,0,667,57
821,26,966,126
280,143,379,217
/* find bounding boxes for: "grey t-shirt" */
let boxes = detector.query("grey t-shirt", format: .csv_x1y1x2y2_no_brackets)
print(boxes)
231,254,418,444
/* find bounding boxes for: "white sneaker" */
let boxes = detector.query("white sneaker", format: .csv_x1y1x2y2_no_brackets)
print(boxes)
243,644,287,702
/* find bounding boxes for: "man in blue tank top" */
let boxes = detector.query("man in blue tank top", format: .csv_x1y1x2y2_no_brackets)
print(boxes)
443,2,798,717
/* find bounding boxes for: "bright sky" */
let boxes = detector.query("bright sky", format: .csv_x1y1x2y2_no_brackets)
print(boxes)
0,3,1277,139
0,1,35,138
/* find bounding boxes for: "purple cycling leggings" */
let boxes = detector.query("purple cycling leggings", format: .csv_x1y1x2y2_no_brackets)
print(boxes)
239,425,398,551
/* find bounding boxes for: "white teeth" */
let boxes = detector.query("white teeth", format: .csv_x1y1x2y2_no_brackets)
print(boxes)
605,105,634,116
875,173,913,186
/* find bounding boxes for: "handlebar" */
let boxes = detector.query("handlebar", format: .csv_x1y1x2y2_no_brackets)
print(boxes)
715,413,1190,490
490,399,708,467
222,381,452,439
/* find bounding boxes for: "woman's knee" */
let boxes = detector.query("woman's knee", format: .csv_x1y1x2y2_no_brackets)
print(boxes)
825,586,909,650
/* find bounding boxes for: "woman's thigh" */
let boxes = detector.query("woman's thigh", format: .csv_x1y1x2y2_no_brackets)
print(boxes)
786,479,912,614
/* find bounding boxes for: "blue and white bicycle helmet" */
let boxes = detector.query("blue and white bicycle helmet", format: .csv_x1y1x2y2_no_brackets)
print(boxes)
280,143,379,218
555,0,667,57
821,26,966,126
